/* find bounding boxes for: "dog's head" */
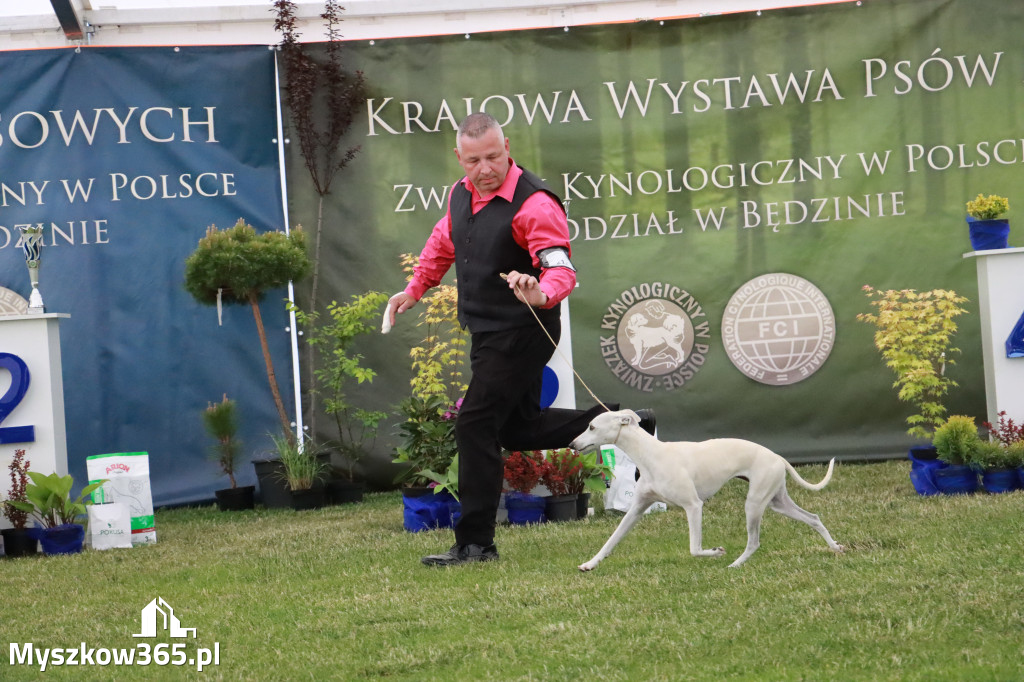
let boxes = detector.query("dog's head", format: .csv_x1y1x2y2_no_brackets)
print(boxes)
570,409,641,453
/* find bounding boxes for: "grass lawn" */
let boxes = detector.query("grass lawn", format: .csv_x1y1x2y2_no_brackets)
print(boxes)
2,460,1023,681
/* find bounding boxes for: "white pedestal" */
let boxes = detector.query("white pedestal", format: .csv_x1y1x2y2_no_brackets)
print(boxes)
0,313,70,530
963,248,1024,426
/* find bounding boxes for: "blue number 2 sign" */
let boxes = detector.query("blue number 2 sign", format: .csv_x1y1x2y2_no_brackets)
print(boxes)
0,352,35,444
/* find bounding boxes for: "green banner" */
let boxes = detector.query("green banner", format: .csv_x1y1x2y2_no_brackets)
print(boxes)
287,0,1020,471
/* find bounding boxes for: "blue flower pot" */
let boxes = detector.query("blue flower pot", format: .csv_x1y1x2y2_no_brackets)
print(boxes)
966,217,1010,251
981,469,1019,494
505,491,546,525
32,523,85,555
402,488,460,532
932,464,978,495
908,446,945,496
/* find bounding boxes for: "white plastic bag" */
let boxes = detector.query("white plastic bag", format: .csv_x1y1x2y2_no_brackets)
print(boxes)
87,502,133,550
87,452,157,545
602,445,667,514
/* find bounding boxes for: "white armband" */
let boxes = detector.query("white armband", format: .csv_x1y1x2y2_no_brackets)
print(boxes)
537,247,575,271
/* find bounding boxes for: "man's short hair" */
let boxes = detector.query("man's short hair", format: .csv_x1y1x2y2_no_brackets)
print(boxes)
458,112,501,142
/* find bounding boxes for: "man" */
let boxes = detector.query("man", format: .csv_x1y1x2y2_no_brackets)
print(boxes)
388,113,652,567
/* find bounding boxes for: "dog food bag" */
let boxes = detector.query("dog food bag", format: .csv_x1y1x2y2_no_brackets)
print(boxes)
87,502,133,550
87,452,157,545
602,445,667,514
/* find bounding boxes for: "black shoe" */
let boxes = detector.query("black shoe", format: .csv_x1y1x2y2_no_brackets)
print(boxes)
421,543,499,567
636,409,657,436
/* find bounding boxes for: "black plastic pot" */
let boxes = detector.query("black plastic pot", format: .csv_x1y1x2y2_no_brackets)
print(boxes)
2,527,39,558
253,459,291,509
545,494,579,522
327,479,364,505
289,487,326,511
215,485,255,511
575,492,592,519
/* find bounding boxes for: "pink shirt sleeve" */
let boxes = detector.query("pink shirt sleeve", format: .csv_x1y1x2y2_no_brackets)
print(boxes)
512,192,576,309
404,199,456,301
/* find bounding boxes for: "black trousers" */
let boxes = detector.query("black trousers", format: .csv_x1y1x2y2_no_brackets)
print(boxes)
453,318,611,546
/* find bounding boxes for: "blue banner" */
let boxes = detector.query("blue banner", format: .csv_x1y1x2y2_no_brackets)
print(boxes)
0,46,291,505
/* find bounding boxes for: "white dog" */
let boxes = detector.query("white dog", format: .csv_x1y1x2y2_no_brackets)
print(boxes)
571,409,844,571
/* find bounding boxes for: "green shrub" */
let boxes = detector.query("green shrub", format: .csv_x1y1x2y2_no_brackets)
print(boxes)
972,440,1016,471
932,415,981,466
965,194,1009,220
858,287,969,439
1005,441,1024,468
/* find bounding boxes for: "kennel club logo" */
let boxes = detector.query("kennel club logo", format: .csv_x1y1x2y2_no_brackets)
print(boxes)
721,273,835,386
0,286,28,315
600,282,711,392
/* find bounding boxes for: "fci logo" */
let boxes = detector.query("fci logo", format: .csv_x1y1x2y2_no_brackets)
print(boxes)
721,273,835,385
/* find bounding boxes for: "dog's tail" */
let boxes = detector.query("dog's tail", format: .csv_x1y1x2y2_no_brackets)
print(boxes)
784,458,835,491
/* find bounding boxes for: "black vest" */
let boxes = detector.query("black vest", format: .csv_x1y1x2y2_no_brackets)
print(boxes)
449,168,564,333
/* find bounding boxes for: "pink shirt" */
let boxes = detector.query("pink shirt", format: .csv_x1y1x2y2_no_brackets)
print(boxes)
404,160,576,309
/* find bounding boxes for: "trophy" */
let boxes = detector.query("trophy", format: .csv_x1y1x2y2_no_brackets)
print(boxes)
19,225,45,313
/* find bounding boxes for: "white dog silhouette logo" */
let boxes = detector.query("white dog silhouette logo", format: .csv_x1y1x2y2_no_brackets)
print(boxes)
600,282,711,392
133,597,197,638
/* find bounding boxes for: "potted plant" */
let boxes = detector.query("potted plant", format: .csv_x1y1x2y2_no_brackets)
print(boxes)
202,395,254,511
858,286,969,495
965,193,1010,251
931,415,981,495
271,432,329,511
971,441,1019,494
183,219,312,445
502,450,547,525
8,472,106,555
392,254,468,530
394,396,462,532
292,291,389,505
2,449,38,558
565,449,615,518
1011,442,1024,490
540,449,583,522
981,411,1024,493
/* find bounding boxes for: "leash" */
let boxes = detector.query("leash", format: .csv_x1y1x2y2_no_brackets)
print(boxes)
501,272,610,412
